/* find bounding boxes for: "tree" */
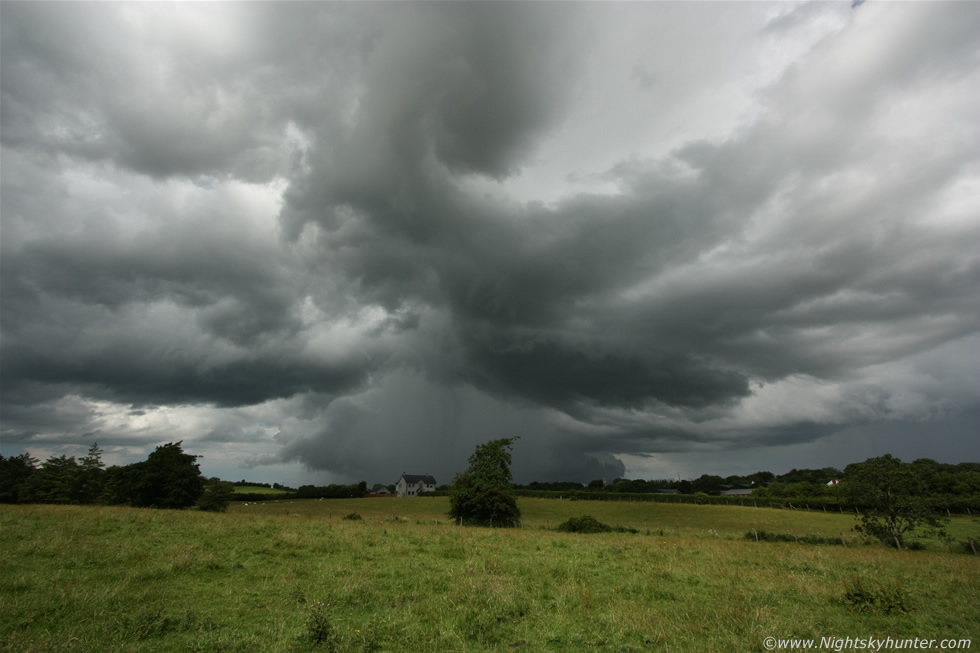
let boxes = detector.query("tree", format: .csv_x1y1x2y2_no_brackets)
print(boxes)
76,443,105,504
18,455,80,504
842,454,948,550
99,464,137,505
0,453,38,503
449,438,521,527
198,477,235,512
129,442,205,509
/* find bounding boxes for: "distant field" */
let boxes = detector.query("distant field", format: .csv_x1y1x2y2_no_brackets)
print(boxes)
232,485,292,495
2,499,977,652
234,495,980,546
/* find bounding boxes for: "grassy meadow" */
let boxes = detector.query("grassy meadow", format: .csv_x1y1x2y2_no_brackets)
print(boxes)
1,497,977,652
232,486,293,495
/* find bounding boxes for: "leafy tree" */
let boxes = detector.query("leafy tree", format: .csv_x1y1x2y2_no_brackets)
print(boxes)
99,464,137,505
0,453,38,503
76,443,106,504
842,454,948,550
129,442,205,509
198,477,235,512
18,455,80,504
690,474,725,495
449,437,521,527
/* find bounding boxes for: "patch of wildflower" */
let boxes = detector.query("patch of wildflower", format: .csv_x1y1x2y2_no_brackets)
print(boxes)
306,600,333,647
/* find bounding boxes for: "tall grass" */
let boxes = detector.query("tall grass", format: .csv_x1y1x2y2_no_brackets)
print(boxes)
2,500,977,651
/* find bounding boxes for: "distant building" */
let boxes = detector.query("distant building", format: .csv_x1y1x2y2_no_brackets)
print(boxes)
826,479,841,486
721,488,753,496
395,473,437,497
720,484,754,496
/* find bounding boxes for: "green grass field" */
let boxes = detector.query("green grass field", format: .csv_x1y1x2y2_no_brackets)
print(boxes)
232,486,292,495
2,498,977,652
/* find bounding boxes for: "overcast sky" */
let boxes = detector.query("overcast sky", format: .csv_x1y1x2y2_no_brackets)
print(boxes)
2,1,978,487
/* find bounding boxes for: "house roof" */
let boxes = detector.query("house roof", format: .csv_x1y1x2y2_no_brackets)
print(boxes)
399,474,437,485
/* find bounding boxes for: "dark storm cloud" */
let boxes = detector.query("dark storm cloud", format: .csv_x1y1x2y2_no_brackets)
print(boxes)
2,2,978,482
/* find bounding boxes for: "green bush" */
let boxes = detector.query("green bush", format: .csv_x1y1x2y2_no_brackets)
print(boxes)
745,530,845,546
342,512,362,521
843,576,913,615
198,479,234,512
556,515,612,533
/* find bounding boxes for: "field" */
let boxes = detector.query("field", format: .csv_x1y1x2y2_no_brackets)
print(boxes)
1,498,977,652
232,486,292,495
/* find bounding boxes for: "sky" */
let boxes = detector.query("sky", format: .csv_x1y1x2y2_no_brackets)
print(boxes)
1,1,979,488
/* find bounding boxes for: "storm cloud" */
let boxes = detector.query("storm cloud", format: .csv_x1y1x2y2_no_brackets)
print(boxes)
2,2,978,485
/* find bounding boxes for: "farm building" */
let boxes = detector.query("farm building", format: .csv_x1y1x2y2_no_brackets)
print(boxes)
395,473,437,497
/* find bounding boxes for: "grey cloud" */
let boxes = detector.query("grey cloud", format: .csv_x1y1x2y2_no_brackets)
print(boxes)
273,372,626,484
2,2,978,483
0,3,333,181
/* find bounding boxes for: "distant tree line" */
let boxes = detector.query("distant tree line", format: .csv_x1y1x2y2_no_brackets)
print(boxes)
4,444,978,518
513,458,980,513
0,442,234,512
293,481,368,499
515,469,812,497
234,480,274,489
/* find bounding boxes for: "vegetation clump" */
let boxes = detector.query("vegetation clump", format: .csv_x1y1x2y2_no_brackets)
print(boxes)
342,512,362,521
556,515,613,533
745,530,846,546
842,576,913,615
554,515,640,534
198,478,235,512
305,601,335,647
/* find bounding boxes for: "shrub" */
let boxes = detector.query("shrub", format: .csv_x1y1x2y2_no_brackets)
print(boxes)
343,512,362,521
745,530,844,546
842,576,913,615
198,479,234,512
556,515,612,533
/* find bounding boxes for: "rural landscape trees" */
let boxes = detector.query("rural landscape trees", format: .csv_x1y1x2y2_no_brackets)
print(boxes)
2,437,978,546
449,437,521,527
0,442,208,509
842,454,950,549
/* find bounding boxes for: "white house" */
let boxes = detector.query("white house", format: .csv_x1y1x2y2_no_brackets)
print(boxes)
395,473,437,497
